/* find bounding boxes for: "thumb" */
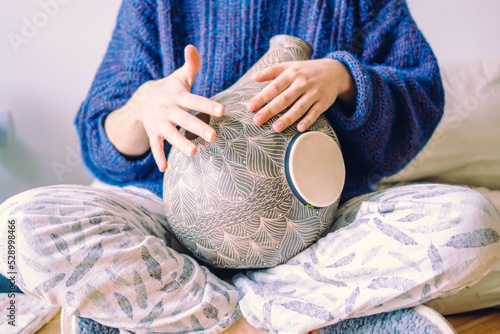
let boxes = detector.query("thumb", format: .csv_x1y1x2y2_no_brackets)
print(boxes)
177,45,200,89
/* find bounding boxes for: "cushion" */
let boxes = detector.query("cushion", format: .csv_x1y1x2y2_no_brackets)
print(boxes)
381,58,500,189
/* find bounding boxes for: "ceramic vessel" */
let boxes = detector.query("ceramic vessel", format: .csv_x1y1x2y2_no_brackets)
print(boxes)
163,35,345,268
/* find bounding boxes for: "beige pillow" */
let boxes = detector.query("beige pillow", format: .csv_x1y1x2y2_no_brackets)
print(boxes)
381,58,500,189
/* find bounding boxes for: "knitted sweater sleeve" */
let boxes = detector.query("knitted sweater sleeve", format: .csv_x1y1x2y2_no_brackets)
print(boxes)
324,0,445,200
75,0,165,191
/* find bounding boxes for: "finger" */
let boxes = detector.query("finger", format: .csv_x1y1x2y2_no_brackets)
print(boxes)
252,62,291,82
177,93,225,117
253,80,305,126
297,102,327,132
161,122,198,157
169,109,217,142
175,45,201,88
149,134,168,172
273,94,316,133
248,71,293,113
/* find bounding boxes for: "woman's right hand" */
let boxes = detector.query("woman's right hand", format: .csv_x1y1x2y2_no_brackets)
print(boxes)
105,45,224,172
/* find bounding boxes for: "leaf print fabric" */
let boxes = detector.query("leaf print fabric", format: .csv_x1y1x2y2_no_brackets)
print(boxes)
345,287,360,316
373,218,419,246
303,263,347,287
66,242,103,288
443,228,500,248
114,292,134,319
280,301,335,321
327,252,355,268
133,271,148,310
236,184,500,333
141,246,163,283
367,277,418,291
388,251,421,272
0,185,241,333
34,273,66,295
21,255,51,273
1,183,499,333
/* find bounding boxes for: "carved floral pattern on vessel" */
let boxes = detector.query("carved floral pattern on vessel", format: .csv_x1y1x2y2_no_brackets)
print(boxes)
163,35,341,268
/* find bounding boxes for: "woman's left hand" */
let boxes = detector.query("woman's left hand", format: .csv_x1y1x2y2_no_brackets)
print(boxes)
247,59,356,132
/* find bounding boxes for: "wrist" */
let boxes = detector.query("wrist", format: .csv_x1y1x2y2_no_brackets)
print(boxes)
123,101,144,127
336,61,357,104
104,104,150,157
126,85,150,126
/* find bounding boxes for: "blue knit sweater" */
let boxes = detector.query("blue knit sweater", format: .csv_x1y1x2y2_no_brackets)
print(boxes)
76,0,444,204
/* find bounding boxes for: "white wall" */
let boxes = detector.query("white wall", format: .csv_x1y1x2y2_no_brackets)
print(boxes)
0,0,499,203
407,0,500,60
0,0,122,202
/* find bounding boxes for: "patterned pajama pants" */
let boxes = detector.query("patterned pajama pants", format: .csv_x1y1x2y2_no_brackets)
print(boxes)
0,183,499,334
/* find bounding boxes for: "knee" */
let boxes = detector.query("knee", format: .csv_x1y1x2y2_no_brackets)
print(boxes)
0,187,54,235
0,187,64,270
0,186,52,218
389,184,500,232
0,190,38,281
427,186,500,257
372,184,500,264
442,187,500,280
455,187,500,232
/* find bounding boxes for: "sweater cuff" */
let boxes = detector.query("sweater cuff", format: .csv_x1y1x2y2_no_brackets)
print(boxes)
325,51,373,130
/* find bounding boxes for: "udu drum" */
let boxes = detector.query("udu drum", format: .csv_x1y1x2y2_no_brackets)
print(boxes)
163,35,345,268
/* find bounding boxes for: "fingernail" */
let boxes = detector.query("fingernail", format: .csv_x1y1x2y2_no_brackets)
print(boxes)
184,144,195,156
204,129,215,141
274,121,284,132
254,114,265,125
298,123,306,132
248,101,259,111
214,105,223,116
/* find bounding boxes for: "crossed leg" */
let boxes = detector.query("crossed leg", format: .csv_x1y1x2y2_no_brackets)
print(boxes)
0,185,242,333
236,184,500,333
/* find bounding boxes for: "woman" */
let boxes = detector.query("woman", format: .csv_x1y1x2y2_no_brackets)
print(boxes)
1,0,499,333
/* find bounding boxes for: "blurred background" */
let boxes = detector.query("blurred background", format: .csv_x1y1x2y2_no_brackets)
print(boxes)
1,0,500,203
